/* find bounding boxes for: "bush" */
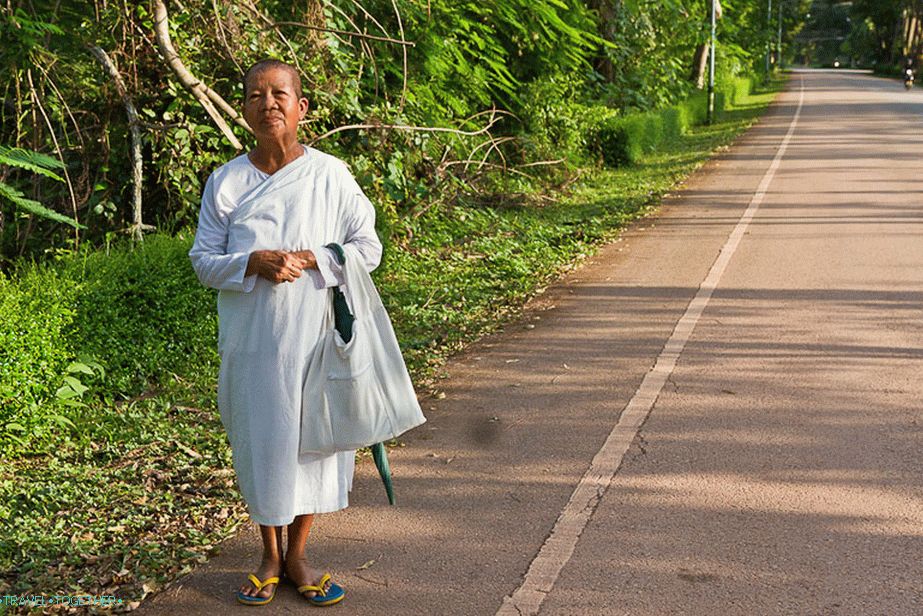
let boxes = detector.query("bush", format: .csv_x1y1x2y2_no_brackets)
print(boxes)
65,234,218,395
590,108,674,167
589,76,756,168
0,234,219,449
716,75,755,109
0,266,78,437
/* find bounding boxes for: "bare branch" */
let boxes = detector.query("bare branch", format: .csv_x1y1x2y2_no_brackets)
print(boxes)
517,159,566,168
210,0,245,75
151,0,250,149
465,136,515,172
439,157,566,179
26,69,81,242
240,0,303,75
306,110,511,145
438,159,538,180
390,0,408,112
33,63,85,150
308,2,357,48
265,21,415,46
88,44,150,241
349,0,391,40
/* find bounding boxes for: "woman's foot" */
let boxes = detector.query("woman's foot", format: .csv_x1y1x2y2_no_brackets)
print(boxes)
284,555,332,599
238,555,283,601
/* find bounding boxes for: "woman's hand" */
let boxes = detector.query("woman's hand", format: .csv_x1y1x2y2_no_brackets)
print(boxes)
288,250,318,271
246,250,311,283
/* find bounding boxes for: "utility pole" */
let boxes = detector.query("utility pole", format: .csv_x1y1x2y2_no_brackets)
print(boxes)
766,0,773,75
707,0,717,124
777,0,784,70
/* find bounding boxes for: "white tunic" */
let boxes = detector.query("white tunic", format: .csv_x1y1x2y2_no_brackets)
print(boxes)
189,146,382,526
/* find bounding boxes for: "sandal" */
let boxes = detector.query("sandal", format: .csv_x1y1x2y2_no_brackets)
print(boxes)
297,572,345,607
236,573,280,606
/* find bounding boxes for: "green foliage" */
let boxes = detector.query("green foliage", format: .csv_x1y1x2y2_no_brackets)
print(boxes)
65,234,219,395
0,146,64,180
589,77,754,168
0,146,83,229
845,0,907,67
0,235,218,450
0,0,806,262
518,74,617,165
0,265,78,441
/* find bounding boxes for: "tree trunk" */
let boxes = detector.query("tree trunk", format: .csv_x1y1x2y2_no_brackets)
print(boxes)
691,43,709,89
690,1,721,89
588,0,619,83
88,45,152,241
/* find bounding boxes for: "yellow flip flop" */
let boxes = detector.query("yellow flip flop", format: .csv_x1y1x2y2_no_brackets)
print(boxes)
297,572,345,607
236,573,280,606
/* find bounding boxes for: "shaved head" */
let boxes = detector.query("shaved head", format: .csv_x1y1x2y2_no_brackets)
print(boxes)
243,59,303,99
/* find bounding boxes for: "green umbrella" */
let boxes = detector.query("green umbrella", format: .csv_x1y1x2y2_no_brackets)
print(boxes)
326,243,395,506
371,442,395,505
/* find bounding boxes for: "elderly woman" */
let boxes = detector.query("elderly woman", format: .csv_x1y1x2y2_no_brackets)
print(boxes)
189,59,382,607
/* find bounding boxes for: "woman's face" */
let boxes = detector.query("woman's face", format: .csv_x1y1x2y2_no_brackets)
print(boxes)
243,67,308,144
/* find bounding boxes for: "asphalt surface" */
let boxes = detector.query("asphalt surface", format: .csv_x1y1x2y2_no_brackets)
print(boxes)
139,70,923,615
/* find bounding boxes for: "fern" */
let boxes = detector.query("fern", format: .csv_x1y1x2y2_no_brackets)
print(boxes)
0,146,65,182
0,146,83,229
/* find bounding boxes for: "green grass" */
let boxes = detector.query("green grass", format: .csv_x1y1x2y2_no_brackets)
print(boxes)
0,77,784,613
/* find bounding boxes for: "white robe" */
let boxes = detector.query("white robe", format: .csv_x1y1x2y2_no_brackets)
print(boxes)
189,146,382,526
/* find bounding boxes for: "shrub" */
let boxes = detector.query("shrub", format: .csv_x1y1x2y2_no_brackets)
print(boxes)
589,76,757,168
0,234,219,448
0,266,78,436
64,234,218,395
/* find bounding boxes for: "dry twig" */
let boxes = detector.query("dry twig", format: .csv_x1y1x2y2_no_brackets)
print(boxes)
26,69,81,241
88,44,154,241
306,109,512,145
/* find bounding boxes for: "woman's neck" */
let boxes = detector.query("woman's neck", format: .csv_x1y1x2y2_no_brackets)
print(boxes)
248,140,304,175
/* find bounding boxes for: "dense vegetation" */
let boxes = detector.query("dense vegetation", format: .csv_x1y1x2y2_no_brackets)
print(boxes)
0,0,804,259
794,0,923,70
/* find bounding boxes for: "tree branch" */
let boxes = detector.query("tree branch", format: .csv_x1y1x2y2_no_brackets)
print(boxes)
265,21,415,46
240,0,304,75
390,0,408,112
88,44,153,241
306,109,512,145
26,69,82,241
151,0,250,149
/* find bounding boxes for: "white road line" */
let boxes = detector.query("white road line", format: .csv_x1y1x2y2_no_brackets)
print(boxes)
496,77,806,616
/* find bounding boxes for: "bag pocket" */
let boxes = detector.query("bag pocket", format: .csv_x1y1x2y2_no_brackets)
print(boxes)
326,318,373,380
322,319,393,448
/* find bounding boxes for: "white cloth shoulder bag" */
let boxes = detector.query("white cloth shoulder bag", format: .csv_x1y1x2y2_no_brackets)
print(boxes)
299,244,426,454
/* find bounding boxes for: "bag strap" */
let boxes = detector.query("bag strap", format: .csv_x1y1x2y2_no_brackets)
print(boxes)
324,243,354,343
325,242,346,266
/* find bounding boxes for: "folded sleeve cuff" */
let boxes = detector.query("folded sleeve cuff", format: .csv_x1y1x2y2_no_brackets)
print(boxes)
227,252,257,292
309,246,343,290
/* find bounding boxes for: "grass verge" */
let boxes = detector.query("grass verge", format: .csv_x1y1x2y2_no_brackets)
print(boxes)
0,77,785,614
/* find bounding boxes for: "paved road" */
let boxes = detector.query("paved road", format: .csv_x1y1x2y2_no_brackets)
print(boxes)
140,70,923,615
